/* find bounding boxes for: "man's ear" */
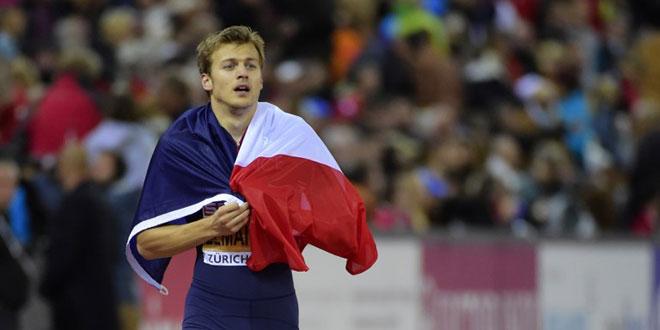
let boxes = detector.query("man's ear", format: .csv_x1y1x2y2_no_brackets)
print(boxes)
201,74,213,92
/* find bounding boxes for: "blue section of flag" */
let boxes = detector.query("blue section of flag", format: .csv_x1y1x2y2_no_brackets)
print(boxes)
128,103,241,285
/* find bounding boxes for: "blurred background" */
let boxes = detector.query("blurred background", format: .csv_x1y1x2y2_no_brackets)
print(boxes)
1,0,659,329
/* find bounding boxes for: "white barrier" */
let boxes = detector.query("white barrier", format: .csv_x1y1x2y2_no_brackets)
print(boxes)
539,242,651,330
138,238,657,330
294,238,423,330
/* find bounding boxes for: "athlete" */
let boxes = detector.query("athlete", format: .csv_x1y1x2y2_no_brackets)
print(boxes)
129,26,298,329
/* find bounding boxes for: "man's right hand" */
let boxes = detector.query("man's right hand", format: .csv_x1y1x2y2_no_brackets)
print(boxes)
207,202,250,236
137,201,251,260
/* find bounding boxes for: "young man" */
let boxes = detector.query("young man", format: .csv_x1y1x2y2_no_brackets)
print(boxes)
132,26,296,329
128,26,376,329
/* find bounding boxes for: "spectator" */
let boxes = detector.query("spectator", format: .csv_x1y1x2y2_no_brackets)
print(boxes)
27,47,103,165
84,94,157,195
40,142,118,330
625,102,660,234
0,5,26,60
526,140,596,238
155,74,192,121
90,150,140,330
0,156,29,330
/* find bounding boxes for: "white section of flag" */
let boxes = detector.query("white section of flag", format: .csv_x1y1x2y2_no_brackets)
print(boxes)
235,102,341,172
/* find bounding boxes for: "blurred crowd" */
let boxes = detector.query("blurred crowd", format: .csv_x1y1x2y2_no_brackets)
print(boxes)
1,0,660,328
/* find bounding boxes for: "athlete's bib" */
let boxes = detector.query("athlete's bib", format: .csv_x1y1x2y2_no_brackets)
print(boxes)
201,202,251,266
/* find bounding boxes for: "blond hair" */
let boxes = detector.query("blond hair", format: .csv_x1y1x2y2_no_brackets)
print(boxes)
196,25,265,75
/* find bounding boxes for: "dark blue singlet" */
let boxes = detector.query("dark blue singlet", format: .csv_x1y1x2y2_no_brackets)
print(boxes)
179,105,298,329
183,260,298,329
182,203,298,329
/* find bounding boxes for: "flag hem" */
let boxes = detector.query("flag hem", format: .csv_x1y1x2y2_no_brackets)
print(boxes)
125,193,244,294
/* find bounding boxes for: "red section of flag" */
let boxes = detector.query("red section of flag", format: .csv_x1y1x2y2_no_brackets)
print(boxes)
231,155,377,275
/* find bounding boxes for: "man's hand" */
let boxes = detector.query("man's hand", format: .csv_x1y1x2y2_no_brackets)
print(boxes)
207,202,250,236
136,202,251,260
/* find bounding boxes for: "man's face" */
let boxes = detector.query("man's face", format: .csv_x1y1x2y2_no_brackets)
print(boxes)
202,43,263,111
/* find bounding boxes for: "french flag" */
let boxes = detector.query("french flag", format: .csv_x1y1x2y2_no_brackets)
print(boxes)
126,102,377,293
232,102,378,275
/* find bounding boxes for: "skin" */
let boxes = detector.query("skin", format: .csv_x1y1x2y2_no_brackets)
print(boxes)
57,143,89,192
137,42,262,260
202,42,263,143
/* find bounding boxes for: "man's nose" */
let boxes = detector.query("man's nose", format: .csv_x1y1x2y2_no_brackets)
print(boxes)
236,64,249,78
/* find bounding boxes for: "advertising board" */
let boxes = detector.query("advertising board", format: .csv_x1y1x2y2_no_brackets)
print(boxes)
422,241,538,330
294,238,423,330
539,242,651,330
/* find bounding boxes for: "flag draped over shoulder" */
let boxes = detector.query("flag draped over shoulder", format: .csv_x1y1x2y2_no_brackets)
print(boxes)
126,104,243,294
232,103,378,275
126,102,377,293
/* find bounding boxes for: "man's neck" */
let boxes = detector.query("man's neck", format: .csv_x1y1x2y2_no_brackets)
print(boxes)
211,100,257,144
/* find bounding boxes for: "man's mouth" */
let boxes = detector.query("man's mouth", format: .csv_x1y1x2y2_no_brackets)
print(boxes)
234,85,250,93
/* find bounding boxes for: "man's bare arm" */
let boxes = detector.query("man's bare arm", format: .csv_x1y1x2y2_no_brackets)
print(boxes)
136,202,250,260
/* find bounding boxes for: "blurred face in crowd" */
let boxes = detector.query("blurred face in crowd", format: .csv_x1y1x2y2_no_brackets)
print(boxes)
0,7,26,37
56,143,89,192
157,76,191,120
90,151,120,186
201,43,263,112
0,162,19,210
493,135,522,169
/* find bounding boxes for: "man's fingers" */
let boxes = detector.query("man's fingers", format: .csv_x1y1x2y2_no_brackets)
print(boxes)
215,202,248,215
216,202,249,220
237,202,249,212
209,202,250,235
229,216,250,233
215,202,239,215
226,208,250,230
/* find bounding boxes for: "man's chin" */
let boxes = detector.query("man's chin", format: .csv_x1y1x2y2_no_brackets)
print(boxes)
226,100,257,111
213,95,258,111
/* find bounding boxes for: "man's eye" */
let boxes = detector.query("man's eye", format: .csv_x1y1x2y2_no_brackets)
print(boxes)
247,63,257,69
223,64,235,69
